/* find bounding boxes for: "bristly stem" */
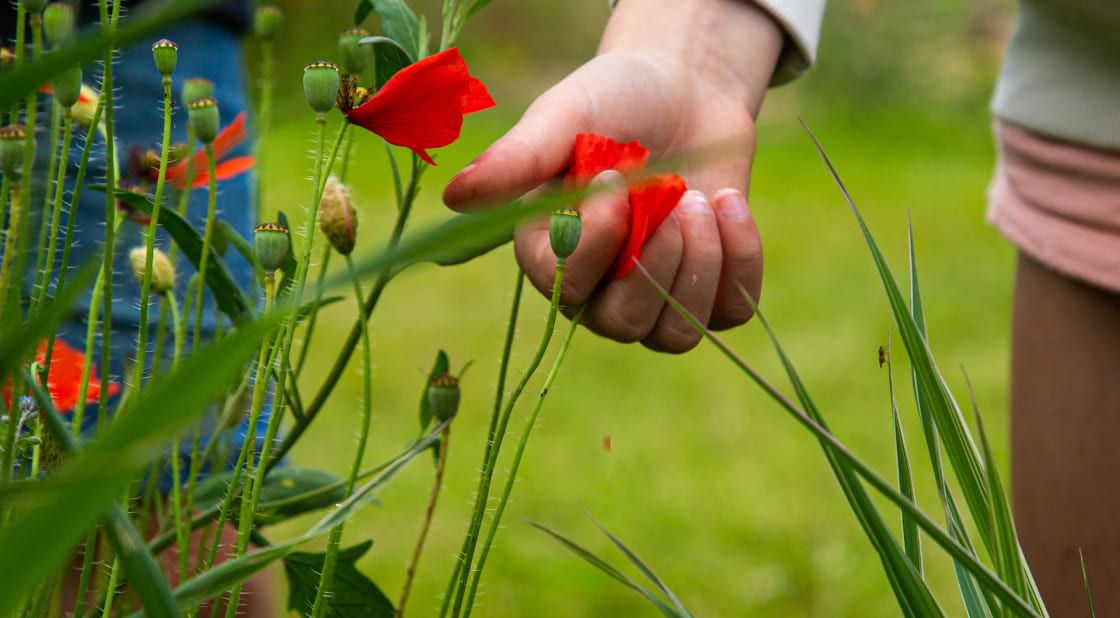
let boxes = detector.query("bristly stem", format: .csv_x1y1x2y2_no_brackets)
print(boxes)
449,260,569,617
0,186,23,480
192,143,219,355
310,254,374,618
34,106,74,344
96,0,120,433
133,77,174,390
398,426,451,618
439,270,524,616
254,39,274,221
33,100,61,308
464,302,585,614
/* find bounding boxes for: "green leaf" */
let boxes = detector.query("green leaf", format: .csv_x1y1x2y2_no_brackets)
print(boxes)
193,467,347,526
529,521,684,618
0,261,95,380
0,0,216,110
217,220,265,286
355,0,373,25
284,541,394,618
419,350,449,430
587,516,692,617
368,36,414,89
467,0,493,18
885,335,921,573
1080,549,1096,618
423,221,513,268
90,186,251,322
363,0,420,60
276,210,300,299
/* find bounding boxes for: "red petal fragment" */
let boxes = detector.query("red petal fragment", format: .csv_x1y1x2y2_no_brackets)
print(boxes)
190,155,255,189
567,133,649,185
607,173,687,280
461,76,495,114
168,112,249,189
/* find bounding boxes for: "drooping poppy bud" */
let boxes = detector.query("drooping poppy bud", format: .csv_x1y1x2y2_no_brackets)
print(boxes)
187,97,220,144
319,175,357,255
549,207,582,259
254,5,282,41
0,125,27,177
51,66,81,108
337,28,372,76
129,247,175,295
180,78,214,110
151,38,178,80
254,222,289,274
427,374,460,422
71,84,99,128
0,48,14,70
43,3,74,47
303,61,340,116
21,0,46,14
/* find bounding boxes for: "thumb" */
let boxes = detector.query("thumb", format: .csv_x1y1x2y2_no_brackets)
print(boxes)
442,80,592,211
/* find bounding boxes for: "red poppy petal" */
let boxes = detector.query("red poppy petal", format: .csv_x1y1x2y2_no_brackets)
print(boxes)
607,174,687,280
170,112,249,190
567,133,649,185
409,147,437,166
461,76,495,114
347,47,486,154
190,155,255,189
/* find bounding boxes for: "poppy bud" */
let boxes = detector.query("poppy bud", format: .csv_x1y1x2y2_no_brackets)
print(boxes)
303,61,339,116
319,175,357,255
71,85,98,128
254,5,282,41
0,125,27,177
51,65,81,108
549,207,582,259
43,3,74,47
427,374,460,422
168,142,189,166
129,247,175,295
21,0,46,14
151,38,178,79
0,48,14,70
254,222,290,274
140,149,160,175
337,28,372,76
187,97,220,144
180,77,213,110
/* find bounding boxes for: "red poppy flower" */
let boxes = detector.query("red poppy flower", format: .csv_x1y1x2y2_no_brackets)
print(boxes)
346,47,495,165
166,111,255,190
567,133,687,280
2,339,119,414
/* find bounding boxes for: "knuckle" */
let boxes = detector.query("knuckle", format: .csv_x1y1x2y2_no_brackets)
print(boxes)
592,303,655,344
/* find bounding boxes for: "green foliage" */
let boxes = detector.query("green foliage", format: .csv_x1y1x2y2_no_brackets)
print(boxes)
284,541,395,617
419,349,450,430
193,466,347,526
358,0,421,59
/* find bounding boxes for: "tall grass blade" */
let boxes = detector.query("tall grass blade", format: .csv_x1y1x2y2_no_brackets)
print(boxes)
886,334,922,573
1080,549,1096,618
587,515,693,617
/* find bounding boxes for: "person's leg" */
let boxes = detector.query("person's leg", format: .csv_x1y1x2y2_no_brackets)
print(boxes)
1011,251,1120,615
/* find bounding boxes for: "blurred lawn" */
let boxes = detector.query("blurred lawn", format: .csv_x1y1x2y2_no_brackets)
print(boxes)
260,3,1015,616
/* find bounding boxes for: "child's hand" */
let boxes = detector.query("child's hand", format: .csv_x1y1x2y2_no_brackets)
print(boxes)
444,0,784,352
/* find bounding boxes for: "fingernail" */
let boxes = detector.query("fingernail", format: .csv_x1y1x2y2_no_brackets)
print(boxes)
591,169,626,192
714,188,749,220
447,163,476,186
678,190,711,215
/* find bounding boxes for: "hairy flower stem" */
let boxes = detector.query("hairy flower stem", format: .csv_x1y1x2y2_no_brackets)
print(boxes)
33,101,61,304
192,144,219,355
449,261,569,618
7,14,42,326
464,305,585,614
398,427,451,618
96,0,120,433
0,189,22,480
254,39,274,221
34,107,73,322
439,271,524,616
0,185,22,335
309,254,374,618
132,77,174,390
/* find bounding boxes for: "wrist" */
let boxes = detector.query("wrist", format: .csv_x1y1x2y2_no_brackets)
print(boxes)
599,0,783,116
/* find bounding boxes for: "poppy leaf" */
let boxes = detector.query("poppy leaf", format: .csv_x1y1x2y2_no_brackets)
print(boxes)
370,38,414,90
276,210,300,299
419,349,450,431
88,186,252,323
192,467,347,526
363,0,419,60
283,540,394,618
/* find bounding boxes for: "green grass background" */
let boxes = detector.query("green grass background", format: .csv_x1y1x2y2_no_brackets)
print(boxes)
259,1,1016,614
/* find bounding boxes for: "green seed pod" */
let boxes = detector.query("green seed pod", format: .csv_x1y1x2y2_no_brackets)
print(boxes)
337,28,372,76
427,374,461,422
21,0,47,14
254,6,282,42
51,65,81,108
0,125,27,177
549,207,582,259
180,78,214,110
151,38,178,79
303,61,339,116
187,97,220,144
129,247,176,295
43,3,74,47
319,175,357,255
254,222,290,274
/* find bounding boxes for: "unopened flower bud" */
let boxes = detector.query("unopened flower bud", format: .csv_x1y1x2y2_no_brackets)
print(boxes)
71,85,98,128
129,247,176,294
187,97,220,144
549,207,582,259
180,78,213,110
319,175,357,255
0,125,27,177
254,222,290,274
0,48,14,70
337,28,372,76
428,374,460,422
21,0,47,15
303,61,339,116
51,65,81,108
151,38,178,79
254,5,282,41
43,3,74,46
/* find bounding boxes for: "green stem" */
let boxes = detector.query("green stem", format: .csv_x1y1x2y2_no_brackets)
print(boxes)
294,244,331,378
439,270,523,616
192,143,218,354
309,254,374,618
0,185,22,335
96,0,120,433
0,187,23,482
398,427,451,618
464,304,585,615
35,107,73,326
254,39,273,222
450,260,568,617
33,100,61,308
133,78,174,390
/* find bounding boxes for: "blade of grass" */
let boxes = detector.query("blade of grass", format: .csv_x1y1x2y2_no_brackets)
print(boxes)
1079,549,1095,618
587,514,693,617
886,332,922,573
